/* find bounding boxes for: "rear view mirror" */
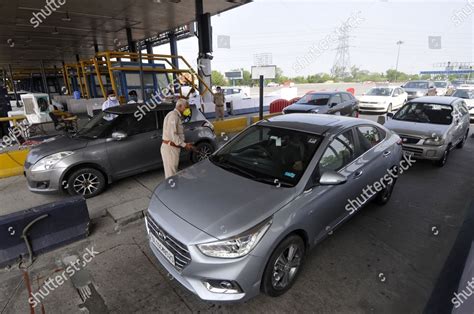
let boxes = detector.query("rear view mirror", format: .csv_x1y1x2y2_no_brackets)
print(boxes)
329,102,338,108
319,171,347,185
112,131,127,141
386,112,394,118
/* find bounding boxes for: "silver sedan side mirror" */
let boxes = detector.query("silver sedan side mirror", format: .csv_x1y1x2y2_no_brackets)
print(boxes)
319,171,347,185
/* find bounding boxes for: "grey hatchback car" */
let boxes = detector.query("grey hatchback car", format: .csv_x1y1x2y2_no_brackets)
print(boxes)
146,114,402,302
24,103,216,198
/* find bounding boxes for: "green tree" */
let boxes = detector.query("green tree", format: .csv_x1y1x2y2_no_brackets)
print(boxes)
211,70,227,87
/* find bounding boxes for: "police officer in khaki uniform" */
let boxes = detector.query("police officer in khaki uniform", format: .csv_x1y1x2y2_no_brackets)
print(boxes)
161,98,194,178
213,86,225,121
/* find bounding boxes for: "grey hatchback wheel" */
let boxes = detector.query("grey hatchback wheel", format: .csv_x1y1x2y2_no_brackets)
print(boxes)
67,168,106,198
191,142,214,163
262,235,305,297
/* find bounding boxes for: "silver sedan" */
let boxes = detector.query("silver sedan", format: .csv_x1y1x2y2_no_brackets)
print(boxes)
146,114,403,302
383,96,470,167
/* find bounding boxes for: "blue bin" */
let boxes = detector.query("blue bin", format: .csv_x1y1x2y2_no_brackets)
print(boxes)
73,90,81,99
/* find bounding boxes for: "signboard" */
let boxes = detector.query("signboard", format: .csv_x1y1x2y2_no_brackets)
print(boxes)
217,35,231,49
225,70,243,80
251,65,276,80
253,53,273,66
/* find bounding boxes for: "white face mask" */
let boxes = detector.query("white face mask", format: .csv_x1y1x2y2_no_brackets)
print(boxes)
109,96,117,101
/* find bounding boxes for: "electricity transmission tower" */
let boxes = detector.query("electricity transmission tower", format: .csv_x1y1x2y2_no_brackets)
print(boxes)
331,28,351,79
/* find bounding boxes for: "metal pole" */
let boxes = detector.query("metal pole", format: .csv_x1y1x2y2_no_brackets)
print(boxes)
40,60,52,104
7,64,19,107
259,75,264,121
146,42,154,64
138,48,146,103
394,40,403,82
169,32,180,93
54,65,62,95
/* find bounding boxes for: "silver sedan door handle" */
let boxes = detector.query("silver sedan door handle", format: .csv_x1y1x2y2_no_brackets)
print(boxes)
354,170,363,178
383,151,391,157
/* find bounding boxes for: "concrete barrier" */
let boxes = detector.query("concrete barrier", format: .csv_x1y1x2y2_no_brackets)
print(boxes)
0,196,90,268
213,117,248,134
0,150,29,178
250,113,281,124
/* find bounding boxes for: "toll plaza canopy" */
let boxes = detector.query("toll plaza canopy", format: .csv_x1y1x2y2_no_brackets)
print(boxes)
0,0,249,67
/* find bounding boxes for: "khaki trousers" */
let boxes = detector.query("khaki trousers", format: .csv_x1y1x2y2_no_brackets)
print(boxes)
215,106,225,120
161,143,181,178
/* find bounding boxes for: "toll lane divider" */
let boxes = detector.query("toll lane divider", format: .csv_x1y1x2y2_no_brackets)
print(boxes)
0,149,29,179
214,113,281,134
0,196,90,268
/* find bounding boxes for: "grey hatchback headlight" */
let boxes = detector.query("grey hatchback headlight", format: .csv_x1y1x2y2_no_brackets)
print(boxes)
31,151,74,172
197,218,272,258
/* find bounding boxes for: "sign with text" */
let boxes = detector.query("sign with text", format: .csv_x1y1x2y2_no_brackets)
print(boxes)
251,65,276,79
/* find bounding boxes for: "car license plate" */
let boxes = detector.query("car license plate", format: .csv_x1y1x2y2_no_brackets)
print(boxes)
150,233,175,266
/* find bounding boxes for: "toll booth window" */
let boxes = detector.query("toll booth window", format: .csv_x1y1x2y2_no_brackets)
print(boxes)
156,74,169,90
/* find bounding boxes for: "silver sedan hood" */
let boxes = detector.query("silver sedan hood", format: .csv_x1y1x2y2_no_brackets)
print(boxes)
153,159,296,240
384,119,449,138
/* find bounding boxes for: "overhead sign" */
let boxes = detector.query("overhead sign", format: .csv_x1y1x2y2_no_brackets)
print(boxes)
251,65,276,80
428,36,442,49
217,35,231,49
225,70,243,80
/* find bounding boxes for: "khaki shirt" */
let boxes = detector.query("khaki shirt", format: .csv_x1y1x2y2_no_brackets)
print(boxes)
162,109,185,148
213,92,225,107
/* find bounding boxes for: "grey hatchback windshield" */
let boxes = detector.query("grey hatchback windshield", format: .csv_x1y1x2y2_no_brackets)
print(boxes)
75,112,116,139
210,125,322,186
295,93,330,106
393,103,452,125
366,88,393,96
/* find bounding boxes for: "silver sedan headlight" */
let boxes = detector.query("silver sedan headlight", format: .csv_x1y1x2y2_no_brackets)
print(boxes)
424,137,445,146
31,151,74,172
197,218,272,258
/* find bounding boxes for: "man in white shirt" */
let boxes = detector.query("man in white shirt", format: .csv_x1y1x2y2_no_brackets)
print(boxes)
161,98,195,178
102,90,120,121
188,88,204,112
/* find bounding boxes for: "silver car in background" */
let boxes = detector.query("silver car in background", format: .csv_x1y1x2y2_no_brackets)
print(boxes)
146,114,402,302
402,80,437,100
383,96,470,167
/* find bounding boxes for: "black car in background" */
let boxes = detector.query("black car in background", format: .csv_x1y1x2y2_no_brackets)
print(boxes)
282,91,359,116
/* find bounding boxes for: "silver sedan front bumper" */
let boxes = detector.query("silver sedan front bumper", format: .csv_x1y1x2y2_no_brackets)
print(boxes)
401,143,447,160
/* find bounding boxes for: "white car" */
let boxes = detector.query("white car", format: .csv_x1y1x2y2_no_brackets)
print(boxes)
358,86,407,113
434,81,453,96
452,87,474,121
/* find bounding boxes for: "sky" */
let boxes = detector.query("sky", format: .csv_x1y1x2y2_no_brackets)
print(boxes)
154,0,474,78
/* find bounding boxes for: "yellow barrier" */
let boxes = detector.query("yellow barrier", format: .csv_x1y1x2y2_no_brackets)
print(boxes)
0,149,29,178
250,113,281,124
213,117,248,134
